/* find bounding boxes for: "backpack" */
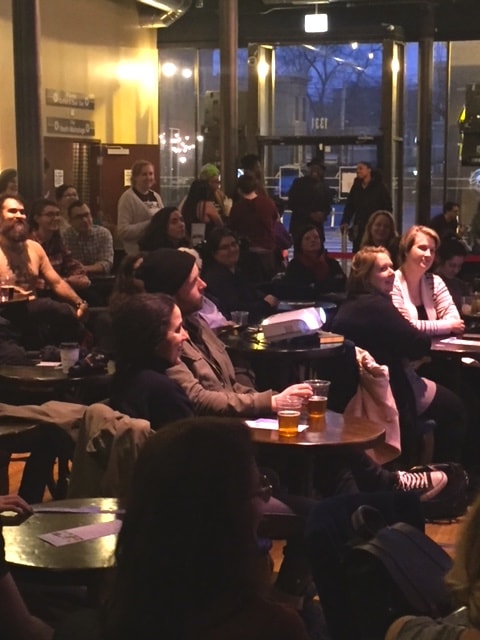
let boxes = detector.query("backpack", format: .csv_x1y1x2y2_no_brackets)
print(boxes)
412,462,469,522
344,506,454,640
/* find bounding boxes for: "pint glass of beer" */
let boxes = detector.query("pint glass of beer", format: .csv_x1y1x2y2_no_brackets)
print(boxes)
276,395,302,437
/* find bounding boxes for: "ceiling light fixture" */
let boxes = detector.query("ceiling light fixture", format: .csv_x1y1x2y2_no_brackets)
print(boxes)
304,4,328,33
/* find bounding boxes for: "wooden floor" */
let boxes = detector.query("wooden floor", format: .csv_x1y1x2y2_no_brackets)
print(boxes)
7,456,465,569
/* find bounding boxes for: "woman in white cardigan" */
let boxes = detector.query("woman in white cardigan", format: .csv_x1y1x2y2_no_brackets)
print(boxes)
117,160,164,254
392,225,464,336
391,225,466,462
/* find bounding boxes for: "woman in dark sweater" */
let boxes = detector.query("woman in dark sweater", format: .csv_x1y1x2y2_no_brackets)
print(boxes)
109,292,193,428
332,246,465,463
202,227,278,323
284,225,346,299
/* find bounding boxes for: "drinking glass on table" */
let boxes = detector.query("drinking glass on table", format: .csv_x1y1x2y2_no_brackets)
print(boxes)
276,395,303,438
304,379,330,430
0,272,15,303
231,310,249,327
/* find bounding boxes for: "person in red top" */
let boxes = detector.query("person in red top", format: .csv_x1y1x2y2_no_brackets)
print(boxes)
229,174,278,282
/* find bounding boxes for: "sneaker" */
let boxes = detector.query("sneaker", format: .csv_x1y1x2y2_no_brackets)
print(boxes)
394,469,448,502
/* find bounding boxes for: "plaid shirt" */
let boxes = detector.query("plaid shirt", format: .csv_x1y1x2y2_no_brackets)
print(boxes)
62,225,114,274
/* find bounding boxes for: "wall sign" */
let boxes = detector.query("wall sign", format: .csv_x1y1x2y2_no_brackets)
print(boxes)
46,117,95,137
46,89,95,110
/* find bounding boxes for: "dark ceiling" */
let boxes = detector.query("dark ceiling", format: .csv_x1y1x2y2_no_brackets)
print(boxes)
156,0,480,47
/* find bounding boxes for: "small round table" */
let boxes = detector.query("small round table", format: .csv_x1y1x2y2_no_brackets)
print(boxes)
249,412,385,496
3,497,120,600
0,364,112,405
220,327,345,389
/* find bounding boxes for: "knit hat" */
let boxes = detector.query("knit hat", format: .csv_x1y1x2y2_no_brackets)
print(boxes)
199,163,220,180
136,248,196,296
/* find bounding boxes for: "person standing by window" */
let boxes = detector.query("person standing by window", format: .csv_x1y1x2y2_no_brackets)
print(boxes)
340,162,392,253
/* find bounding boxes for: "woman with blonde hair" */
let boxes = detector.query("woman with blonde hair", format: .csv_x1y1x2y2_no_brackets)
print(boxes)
390,226,467,462
360,210,400,267
392,225,464,336
332,245,465,464
386,493,480,639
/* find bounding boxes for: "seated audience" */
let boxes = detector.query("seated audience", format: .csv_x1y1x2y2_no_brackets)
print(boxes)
117,160,163,254
229,174,278,283
332,246,466,464
53,418,311,640
63,201,114,276
110,247,447,500
427,201,461,241
138,206,190,251
55,184,78,231
392,225,465,336
360,209,400,267
284,225,346,298
202,227,278,323
434,236,470,312
0,195,87,350
386,490,480,640
177,246,230,329
181,179,224,243
110,293,193,428
0,494,53,640
29,199,91,294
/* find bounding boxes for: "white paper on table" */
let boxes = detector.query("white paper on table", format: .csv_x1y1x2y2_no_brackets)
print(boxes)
35,362,62,367
245,418,308,432
440,337,480,347
33,506,124,515
39,519,122,547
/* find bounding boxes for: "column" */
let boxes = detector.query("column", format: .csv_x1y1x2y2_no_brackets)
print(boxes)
12,0,44,204
219,0,238,197
416,1,435,224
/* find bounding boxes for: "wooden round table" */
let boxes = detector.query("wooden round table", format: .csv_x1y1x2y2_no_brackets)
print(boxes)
0,364,112,405
219,327,346,389
3,497,120,599
248,412,385,496
249,411,385,448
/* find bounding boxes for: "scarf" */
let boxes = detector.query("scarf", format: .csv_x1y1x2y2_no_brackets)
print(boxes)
297,251,330,283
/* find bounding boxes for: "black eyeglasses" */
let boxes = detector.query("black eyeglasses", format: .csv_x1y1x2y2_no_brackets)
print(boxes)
252,474,273,503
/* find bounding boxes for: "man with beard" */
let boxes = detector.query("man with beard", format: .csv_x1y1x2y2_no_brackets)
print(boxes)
0,195,88,355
